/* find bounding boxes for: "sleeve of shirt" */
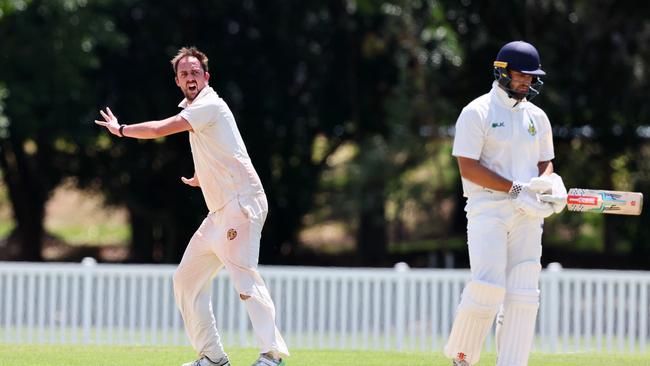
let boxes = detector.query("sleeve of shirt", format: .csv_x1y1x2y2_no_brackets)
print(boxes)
538,112,555,161
452,106,485,160
179,100,218,133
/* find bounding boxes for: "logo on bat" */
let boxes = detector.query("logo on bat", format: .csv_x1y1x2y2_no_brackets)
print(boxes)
567,195,598,205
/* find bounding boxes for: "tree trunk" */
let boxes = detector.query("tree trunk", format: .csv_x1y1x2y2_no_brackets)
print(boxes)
127,207,154,263
259,207,295,264
164,211,199,264
356,181,388,266
0,140,46,261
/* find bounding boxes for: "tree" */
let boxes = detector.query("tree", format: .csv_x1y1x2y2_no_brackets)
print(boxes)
0,0,126,260
84,0,463,263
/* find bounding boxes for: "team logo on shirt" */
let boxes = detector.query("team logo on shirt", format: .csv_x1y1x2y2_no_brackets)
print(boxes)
227,228,238,240
527,117,537,136
491,122,505,128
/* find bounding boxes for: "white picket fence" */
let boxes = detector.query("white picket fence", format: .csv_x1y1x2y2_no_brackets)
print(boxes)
0,259,649,353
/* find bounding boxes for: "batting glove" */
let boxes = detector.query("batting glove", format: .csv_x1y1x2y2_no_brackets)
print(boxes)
530,173,567,213
509,181,554,218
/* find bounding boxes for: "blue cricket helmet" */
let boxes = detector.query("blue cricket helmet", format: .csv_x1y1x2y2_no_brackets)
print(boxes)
493,41,545,100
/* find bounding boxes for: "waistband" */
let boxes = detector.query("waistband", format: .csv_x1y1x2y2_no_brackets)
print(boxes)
209,192,266,214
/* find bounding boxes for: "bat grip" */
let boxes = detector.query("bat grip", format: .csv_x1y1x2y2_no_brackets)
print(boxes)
539,194,566,205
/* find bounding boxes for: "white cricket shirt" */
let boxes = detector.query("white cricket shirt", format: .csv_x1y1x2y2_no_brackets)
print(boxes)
452,81,554,198
179,86,264,212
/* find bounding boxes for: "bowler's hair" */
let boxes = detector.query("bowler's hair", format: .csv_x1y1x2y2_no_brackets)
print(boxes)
170,47,209,75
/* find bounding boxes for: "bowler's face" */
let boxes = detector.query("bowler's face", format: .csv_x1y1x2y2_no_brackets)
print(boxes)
175,56,210,102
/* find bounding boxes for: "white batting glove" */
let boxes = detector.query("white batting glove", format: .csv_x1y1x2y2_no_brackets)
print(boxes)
529,176,553,194
531,173,567,213
509,181,554,218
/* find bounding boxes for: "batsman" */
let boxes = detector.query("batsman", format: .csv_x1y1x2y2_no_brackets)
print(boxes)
445,40,567,366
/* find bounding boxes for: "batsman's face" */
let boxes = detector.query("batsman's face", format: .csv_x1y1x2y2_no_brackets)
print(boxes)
175,56,210,102
509,70,534,95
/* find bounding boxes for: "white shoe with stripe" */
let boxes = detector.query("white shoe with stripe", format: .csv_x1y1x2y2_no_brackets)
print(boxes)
181,355,230,366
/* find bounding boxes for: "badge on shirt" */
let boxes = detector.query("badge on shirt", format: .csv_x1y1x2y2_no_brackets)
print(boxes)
527,117,537,136
491,122,505,128
227,228,238,240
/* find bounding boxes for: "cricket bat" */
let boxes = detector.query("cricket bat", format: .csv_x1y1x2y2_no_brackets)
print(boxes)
540,188,643,215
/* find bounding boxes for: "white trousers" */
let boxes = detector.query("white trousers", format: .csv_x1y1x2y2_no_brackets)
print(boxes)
465,196,543,286
445,195,544,365
173,194,289,361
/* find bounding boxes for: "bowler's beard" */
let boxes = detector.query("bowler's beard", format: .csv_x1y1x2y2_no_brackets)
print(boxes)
184,90,196,101
183,86,201,102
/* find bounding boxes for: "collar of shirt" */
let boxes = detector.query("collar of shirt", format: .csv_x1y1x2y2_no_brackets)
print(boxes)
490,80,527,109
178,85,215,108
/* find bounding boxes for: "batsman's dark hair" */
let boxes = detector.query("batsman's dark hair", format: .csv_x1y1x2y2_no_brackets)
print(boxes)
171,46,209,75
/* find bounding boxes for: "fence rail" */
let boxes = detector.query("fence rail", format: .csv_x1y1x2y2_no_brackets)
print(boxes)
1,260,649,353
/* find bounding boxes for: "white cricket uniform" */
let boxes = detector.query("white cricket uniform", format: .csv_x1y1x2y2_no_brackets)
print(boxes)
444,82,554,366
452,80,554,285
172,86,289,361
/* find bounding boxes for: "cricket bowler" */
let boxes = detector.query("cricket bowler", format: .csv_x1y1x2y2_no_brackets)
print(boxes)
95,46,289,366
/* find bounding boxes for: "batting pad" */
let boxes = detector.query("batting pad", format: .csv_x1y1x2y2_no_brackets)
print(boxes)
496,261,541,366
444,281,505,365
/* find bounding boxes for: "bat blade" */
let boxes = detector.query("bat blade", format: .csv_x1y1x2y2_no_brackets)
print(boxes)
540,188,643,216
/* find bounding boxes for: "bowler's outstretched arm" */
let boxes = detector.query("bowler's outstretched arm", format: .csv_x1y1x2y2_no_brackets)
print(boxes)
94,107,193,139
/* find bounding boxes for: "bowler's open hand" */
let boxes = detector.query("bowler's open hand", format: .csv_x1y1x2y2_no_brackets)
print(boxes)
181,174,200,187
94,107,121,136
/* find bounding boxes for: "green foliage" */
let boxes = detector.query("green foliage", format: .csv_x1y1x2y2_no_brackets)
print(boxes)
0,0,129,259
0,0,28,19
0,221,13,238
1,0,650,264
71,0,473,263
46,223,129,246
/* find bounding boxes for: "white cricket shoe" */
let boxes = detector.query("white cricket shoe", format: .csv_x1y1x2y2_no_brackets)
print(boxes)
251,353,285,366
181,355,230,366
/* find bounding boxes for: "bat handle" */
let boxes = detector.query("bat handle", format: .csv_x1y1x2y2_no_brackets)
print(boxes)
539,194,566,204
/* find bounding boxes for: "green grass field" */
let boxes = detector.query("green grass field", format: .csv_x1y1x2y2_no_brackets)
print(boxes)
0,345,648,366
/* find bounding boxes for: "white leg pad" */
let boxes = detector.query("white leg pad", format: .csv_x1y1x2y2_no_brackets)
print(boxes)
496,262,541,366
444,281,505,365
